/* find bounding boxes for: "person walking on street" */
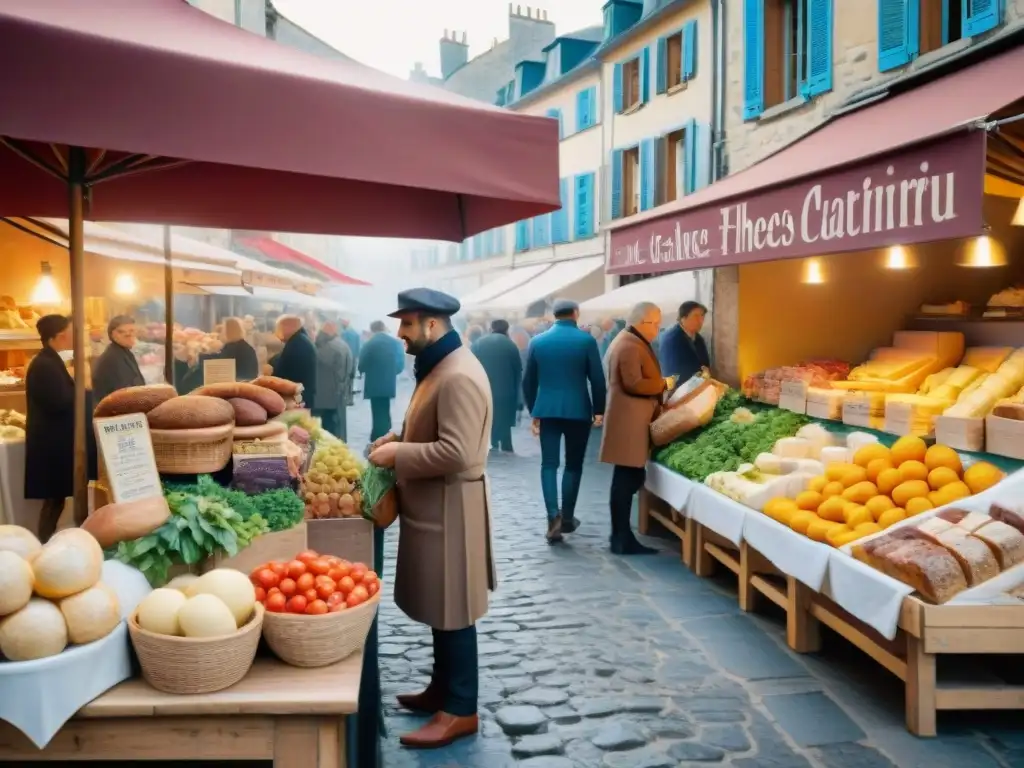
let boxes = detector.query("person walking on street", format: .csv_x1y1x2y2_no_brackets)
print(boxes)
271,315,318,407
340,318,361,360
472,319,522,453
368,288,495,749
601,301,671,556
312,321,353,440
659,301,711,384
359,320,406,441
522,299,606,543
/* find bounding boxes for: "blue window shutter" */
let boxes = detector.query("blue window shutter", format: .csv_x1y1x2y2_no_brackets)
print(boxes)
610,150,623,220
532,215,550,248
546,108,563,139
613,62,624,112
640,47,651,104
551,178,569,243
743,0,764,119
878,0,917,71
804,0,833,97
575,89,589,131
588,87,598,125
683,119,697,195
683,21,697,80
515,220,530,252
694,122,712,190
656,37,668,94
639,139,656,212
964,0,1001,37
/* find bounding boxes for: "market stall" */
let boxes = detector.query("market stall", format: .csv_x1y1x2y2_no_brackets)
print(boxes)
476,255,605,317
458,263,553,312
607,43,1024,736
578,270,700,323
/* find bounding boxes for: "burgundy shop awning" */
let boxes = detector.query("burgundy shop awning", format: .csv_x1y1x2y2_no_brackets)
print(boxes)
237,236,372,286
607,44,1024,275
0,0,559,239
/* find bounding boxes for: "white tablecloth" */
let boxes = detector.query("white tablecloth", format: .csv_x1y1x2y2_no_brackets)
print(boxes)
0,439,42,529
644,461,695,510
742,510,832,590
687,483,748,546
0,560,152,748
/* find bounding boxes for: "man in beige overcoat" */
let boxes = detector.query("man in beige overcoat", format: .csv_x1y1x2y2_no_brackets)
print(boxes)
368,288,496,749
600,301,671,555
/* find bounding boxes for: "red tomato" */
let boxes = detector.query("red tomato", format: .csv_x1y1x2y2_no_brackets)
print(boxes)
316,579,337,599
254,586,267,603
286,560,307,579
269,561,288,577
326,591,345,608
308,558,330,576
278,578,297,597
366,581,379,597
324,555,341,567
306,599,328,615
346,591,366,607
351,562,368,572
295,573,315,592
286,595,308,614
350,584,369,602
361,570,379,584
296,550,320,565
265,593,287,613
304,588,319,603
337,576,356,594
268,586,282,597
329,602,347,613
327,567,345,582
255,569,279,590
350,568,367,583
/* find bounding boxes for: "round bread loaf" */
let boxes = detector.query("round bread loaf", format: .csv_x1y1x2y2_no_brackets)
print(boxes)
228,397,268,427
193,382,286,417
146,395,235,430
94,384,177,418
251,375,301,397
81,496,171,548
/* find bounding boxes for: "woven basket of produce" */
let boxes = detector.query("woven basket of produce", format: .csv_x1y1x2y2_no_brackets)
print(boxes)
128,602,264,694
262,594,379,668
233,421,288,443
150,423,234,474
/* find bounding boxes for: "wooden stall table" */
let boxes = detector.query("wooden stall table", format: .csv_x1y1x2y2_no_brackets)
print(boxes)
0,655,363,766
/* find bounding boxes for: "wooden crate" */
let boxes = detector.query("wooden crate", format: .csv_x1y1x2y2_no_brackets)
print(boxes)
639,487,695,567
204,523,308,573
306,517,373,566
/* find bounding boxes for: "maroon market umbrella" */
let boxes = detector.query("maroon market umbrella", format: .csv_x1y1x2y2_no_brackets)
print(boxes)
0,0,560,513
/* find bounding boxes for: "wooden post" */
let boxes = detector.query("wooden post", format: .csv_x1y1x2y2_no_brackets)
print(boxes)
906,635,937,737
67,146,88,521
638,487,651,535
163,225,174,387
693,522,714,577
738,541,755,612
785,577,821,653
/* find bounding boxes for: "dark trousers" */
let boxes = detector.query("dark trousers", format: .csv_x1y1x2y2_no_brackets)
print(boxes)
427,625,478,716
538,418,592,521
38,498,66,544
369,398,392,442
490,420,513,452
313,407,346,442
610,465,646,543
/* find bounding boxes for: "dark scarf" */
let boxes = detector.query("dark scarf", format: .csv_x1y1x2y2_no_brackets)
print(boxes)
628,325,655,352
414,330,462,382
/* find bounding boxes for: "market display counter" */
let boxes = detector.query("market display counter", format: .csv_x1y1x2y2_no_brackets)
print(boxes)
639,464,1024,736
0,655,362,766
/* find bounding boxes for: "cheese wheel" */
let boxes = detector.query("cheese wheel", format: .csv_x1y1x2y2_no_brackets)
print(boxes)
32,529,103,599
146,395,235,430
94,384,177,418
59,583,121,644
81,496,171,549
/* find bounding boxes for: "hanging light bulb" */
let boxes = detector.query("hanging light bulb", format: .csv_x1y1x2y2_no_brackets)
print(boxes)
957,231,1007,268
1013,197,1024,227
884,245,916,270
801,257,825,285
113,273,138,296
29,262,62,305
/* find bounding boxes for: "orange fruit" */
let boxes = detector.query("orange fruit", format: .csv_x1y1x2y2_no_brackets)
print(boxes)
876,468,902,497
927,466,959,491
905,497,934,516
924,444,963,475
892,480,930,507
898,460,929,483
822,481,845,499
963,461,1004,495
807,475,829,494
931,481,971,506
878,507,907,528
890,435,927,467
853,443,891,468
865,495,895,520
866,458,894,484
795,491,823,511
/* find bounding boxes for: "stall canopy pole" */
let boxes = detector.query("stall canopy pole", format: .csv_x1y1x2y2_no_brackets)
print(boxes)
68,147,88,519
163,225,174,386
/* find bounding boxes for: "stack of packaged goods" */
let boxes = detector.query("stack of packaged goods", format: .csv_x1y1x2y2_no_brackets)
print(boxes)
742,360,850,406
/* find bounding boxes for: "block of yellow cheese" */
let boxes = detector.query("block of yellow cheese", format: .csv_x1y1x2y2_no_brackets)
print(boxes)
962,347,1013,373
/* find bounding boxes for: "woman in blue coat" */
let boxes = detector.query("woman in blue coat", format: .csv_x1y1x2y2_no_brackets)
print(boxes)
471,319,522,452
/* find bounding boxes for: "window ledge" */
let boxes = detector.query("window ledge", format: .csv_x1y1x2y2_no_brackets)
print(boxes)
757,95,810,123
667,82,688,95
912,37,972,70
619,101,644,116
568,123,601,139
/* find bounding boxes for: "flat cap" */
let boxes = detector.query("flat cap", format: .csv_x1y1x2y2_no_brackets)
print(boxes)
387,288,461,318
551,298,579,316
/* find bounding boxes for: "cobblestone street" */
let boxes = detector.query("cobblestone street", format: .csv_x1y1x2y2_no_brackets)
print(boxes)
351,383,1024,768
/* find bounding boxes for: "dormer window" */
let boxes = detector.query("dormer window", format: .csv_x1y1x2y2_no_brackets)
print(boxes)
545,44,562,81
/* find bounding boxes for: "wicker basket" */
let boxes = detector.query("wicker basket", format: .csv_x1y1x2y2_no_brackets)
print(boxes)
262,594,379,668
128,602,264,694
233,421,288,443
150,423,234,474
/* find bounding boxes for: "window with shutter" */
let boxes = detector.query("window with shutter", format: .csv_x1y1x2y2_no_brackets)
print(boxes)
610,149,624,220
878,0,916,71
656,37,668,94
574,172,596,238
613,62,625,112
639,139,656,212
532,215,551,249
683,21,697,80
552,179,570,244
622,147,640,217
640,47,651,104
878,0,1001,73
576,87,598,131
546,108,564,139
803,0,833,97
743,0,765,118
515,220,530,253
662,126,687,203
963,0,1000,37
617,57,642,112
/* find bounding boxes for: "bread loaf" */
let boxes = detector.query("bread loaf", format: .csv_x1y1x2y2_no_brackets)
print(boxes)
94,384,177,418
193,382,286,417
877,540,968,603
251,376,302,397
988,503,1024,537
934,528,1000,586
146,395,235,430
81,496,171,548
228,398,268,427
972,520,1024,570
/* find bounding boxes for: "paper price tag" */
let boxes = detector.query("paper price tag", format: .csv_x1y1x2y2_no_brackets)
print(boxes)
204,358,236,385
779,380,808,414
94,414,162,503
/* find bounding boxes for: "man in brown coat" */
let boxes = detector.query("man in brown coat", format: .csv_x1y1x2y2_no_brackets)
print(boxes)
368,288,496,749
600,301,671,555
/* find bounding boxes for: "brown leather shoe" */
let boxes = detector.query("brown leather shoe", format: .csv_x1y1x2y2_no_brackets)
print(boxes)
400,712,479,749
396,688,443,713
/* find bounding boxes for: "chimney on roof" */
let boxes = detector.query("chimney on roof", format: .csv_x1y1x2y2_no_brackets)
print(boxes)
439,29,469,79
